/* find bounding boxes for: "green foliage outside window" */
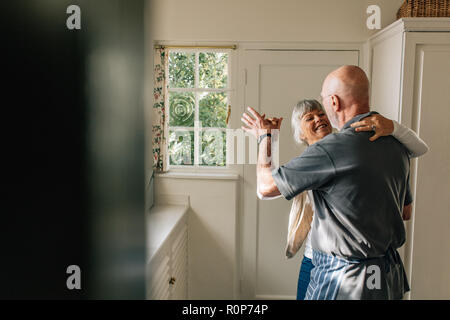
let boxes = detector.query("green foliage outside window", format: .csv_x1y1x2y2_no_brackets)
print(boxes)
168,130,194,166
200,130,226,166
199,52,228,89
169,92,195,127
169,52,194,88
168,51,229,167
199,92,227,128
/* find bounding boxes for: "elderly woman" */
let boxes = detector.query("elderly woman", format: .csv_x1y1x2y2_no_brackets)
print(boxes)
256,99,428,300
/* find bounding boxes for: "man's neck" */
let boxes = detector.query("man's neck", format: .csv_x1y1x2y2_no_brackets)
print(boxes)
338,104,370,129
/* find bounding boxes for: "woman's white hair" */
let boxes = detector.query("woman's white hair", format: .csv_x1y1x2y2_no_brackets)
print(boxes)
291,99,325,145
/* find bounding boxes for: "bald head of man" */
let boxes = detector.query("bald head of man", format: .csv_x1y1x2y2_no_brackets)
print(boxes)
321,65,370,129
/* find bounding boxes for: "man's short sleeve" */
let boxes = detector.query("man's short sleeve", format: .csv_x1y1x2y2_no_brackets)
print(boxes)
271,144,336,200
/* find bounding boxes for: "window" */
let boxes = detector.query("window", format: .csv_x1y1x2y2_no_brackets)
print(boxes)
167,49,231,169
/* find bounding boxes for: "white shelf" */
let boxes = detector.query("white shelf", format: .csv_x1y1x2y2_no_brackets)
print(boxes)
147,203,188,263
156,171,239,180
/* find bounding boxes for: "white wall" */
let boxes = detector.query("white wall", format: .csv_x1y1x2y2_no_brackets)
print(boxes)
151,0,404,42
155,176,239,299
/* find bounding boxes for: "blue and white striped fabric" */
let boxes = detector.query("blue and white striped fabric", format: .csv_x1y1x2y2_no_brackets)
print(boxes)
305,250,348,300
305,247,410,300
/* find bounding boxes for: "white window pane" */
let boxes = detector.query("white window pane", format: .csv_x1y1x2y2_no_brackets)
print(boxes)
199,92,227,128
169,52,195,88
200,130,226,167
168,130,194,166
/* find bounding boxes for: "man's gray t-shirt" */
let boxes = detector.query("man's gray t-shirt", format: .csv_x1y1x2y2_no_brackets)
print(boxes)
272,112,412,260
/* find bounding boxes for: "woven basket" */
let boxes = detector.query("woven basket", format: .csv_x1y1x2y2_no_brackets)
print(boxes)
397,0,450,18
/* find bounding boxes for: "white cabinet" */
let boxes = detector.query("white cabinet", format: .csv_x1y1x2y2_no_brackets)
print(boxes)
169,224,188,299
148,252,171,300
147,204,188,300
369,18,450,299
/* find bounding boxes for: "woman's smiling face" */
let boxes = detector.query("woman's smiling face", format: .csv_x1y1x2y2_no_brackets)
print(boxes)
300,109,333,145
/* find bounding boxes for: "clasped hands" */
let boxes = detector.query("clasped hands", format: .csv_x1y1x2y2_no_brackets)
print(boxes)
241,107,283,139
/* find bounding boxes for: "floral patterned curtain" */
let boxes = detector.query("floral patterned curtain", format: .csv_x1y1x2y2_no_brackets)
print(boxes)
152,48,168,172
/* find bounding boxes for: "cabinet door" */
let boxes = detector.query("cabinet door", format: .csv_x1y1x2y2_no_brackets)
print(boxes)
170,224,188,300
148,254,171,300
403,33,450,299
370,30,404,121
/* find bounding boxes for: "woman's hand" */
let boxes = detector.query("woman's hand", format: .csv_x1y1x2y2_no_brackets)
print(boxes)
402,204,412,221
241,107,283,139
350,113,394,141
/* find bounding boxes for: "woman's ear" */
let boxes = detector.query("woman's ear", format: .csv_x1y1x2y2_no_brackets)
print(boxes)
299,132,306,142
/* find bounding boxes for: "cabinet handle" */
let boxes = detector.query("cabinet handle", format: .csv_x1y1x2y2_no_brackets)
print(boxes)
169,277,176,285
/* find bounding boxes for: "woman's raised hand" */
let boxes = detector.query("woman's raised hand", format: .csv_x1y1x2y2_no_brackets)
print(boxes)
241,107,283,138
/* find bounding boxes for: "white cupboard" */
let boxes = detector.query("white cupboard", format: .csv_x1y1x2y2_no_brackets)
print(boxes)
147,204,188,300
369,18,450,299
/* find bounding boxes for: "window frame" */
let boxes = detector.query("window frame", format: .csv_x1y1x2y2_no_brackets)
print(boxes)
165,48,234,172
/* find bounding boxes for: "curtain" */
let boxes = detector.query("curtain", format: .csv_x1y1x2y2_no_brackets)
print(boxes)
152,48,169,172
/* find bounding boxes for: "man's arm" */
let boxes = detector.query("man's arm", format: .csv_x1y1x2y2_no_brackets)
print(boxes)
241,107,282,199
242,107,336,201
351,114,429,158
256,132,281,198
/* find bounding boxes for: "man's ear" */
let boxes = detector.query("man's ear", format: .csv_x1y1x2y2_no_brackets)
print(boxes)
331,95,341,112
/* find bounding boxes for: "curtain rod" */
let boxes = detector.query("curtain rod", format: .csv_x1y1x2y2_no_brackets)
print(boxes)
155,45,237,50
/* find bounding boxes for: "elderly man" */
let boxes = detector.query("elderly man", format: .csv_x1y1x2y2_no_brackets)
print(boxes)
242,66,412,300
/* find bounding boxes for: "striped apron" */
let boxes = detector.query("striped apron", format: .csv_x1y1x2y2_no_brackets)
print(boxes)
305,247,410,300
